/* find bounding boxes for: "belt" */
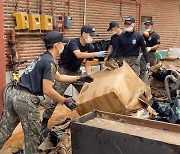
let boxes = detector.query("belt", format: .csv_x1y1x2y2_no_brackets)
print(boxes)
15,85,32,94
16,84,44,96
59,66,82,74
16,85,44,96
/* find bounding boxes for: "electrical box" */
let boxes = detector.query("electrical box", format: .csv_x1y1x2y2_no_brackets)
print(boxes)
40,15,53,30
64,16,72,29
52,15,64,30
28,14,40,30
13,12,29,30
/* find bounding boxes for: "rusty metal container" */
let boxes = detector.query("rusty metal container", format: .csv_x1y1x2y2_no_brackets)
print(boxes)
70,110,180,154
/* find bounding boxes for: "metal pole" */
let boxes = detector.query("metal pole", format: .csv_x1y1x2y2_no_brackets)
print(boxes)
83,0,87,25
67,0,71,16
138,0,141,32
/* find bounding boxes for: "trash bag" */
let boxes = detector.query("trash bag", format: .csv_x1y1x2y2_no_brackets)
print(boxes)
152,69,172,82
152,98,180,124
168,98,180,124
92,40,110,61
49,130,64,147
151,100,171,117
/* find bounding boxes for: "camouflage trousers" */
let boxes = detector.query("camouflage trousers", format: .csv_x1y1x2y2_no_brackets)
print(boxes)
0,88,41,154
140,51,157,83
42,67,83,120
116,56,140,76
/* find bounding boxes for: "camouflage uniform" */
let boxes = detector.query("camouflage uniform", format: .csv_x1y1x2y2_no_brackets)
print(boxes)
42,66,83,119
140,52,157,83
116,56,140,76
0,88,40,154
140,29,160,83
0,49,58,153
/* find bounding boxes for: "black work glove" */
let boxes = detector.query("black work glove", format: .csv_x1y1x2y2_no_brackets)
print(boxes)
64,97,76,110
77,75,94,83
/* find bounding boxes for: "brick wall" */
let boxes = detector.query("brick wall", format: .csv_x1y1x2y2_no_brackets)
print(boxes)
141,0,180,49
3,0,180,68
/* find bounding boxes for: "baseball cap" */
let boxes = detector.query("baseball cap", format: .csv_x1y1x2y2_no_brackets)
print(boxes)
124,16,135,24
81,24,98,36
144,20,153,25
107,21,119,31
43,31,69,46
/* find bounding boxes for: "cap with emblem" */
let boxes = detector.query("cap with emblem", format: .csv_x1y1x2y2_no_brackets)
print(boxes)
81,24,98,36
44,31,69,47
124,16,135,24
144,20,153,25
107,21,119,31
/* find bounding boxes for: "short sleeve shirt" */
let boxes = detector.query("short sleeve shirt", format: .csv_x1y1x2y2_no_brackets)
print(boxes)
59,38,94,71
109,34,119,50
144,31,160,52
19,51,57,95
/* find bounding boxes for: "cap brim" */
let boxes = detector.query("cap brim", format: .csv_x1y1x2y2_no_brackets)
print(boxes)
90,32,99,37
107,26,111,31
62,37,70,43
144,23,152,26
124,21,133,24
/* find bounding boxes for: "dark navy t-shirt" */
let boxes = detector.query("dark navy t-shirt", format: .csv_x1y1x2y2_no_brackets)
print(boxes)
59,38,94,71
144,31,160,52
109,34,122,58
115,31,149,63
19,51,57,95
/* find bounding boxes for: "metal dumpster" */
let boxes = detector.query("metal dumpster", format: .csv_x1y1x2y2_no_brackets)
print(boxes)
70,110,180,154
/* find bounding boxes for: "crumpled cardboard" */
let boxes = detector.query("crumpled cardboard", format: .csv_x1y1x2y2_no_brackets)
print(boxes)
0,148,12,154
76,61,152,115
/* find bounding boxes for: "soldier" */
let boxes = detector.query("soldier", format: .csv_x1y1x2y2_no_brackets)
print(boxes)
41,24,108,129
114,16,150,75
107,21,122,59
140,20,160,83
0,31,93,154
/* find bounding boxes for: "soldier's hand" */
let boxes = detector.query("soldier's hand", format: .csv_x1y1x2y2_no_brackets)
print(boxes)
64,97,76,110
77,75,94,83
94,51,109,57
146,47,152,52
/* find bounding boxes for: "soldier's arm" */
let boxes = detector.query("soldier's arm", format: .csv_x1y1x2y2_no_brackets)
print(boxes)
55,71,78,83
140,35,149,63
108,45,113,54
73,50,95,59
151,34,160,50
151,44,160,50
43,79,66,104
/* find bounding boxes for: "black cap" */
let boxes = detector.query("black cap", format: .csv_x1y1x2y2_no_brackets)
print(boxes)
107,21,119,31
81,24,98,36
43,31,69,46
144,20,153,25
124,16,135,24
